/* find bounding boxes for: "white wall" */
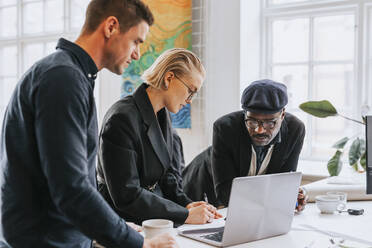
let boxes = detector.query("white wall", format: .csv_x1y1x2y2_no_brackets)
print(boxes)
204,0,261,144
203,0,241,145
174,0,261,163
240,0,261,94
96,69,122,129
176,0,209,164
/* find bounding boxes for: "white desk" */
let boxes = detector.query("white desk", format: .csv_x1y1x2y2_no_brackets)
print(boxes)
301,173,372,202
176,201,372,247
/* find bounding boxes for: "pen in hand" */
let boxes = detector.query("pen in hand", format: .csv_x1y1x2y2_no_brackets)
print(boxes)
204,193,213,223
204,193,209,204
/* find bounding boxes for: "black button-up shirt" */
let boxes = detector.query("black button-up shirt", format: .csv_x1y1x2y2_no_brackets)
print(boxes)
0,38,143,248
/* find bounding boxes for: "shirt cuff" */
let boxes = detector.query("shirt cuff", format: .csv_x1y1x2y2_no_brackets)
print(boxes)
120,224,144,248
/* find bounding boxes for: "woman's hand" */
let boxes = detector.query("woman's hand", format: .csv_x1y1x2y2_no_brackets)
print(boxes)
186,201,205,209
186,202,223,220
185,203,222,224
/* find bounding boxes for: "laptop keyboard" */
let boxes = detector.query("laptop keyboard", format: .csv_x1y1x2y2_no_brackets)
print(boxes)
202,230,224,242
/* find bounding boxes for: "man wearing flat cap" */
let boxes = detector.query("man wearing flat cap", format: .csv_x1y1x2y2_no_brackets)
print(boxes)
182,79,306,211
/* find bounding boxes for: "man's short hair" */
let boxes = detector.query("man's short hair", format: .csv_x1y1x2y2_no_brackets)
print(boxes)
82,0,154,35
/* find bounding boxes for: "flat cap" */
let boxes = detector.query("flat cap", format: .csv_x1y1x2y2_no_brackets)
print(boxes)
241,79,288,114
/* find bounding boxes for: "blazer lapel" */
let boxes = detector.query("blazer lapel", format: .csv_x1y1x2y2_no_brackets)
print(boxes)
133,84,171,171
239,114,252,176
267,118,288,173
146,122,171,170
154,108,173,167
161,110,173,160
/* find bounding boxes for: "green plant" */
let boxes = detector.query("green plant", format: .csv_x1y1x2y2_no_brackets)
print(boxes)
299,100,366,176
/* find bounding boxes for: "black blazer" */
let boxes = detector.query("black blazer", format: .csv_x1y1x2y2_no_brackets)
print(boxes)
182,146,220,206
182,112,305,207
97,84,192,225
198,111,305,206
212,111,305,206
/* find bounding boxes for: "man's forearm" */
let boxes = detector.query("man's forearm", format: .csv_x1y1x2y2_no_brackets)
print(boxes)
52,182,144,248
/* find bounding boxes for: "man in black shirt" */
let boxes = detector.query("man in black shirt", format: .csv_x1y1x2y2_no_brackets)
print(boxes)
0,1,177,247
183,79,306,210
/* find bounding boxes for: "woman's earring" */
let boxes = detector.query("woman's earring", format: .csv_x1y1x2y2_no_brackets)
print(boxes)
164,76,172,90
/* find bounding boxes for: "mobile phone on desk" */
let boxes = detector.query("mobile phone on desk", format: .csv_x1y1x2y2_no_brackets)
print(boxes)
348,208,364,215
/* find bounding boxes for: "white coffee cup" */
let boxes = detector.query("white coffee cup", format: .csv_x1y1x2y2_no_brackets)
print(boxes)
315,195,346,214
326,191,347,207
142,219,174,239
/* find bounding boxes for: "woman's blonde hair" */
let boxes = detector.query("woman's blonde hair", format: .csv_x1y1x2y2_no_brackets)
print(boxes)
141,48,205,89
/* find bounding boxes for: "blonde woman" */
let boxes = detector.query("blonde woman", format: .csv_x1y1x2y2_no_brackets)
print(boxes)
97,48,221,226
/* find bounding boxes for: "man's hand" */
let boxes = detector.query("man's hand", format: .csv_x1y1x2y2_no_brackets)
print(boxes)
127,222,142,232
296,187,308,213
143,233,179,248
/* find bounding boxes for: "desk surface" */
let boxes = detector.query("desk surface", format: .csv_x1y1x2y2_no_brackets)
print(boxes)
176,201,372,247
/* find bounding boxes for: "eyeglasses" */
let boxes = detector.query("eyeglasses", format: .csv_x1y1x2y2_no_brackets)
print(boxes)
174,75,198,102
244,116,279,130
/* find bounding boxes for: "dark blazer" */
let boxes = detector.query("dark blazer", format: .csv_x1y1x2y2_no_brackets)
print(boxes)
182,111,305,207
212,111,305,206
97,83,192,225
182,146,220,206
172,131,186,188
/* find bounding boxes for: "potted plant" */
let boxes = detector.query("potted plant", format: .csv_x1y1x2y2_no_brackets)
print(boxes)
299,100,366,176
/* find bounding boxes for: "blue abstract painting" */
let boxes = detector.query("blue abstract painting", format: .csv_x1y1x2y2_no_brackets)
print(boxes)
120,0,192,129
170,104,191,128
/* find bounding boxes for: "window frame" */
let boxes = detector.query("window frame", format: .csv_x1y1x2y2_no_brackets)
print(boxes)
0,0,96,130
262,0,372,161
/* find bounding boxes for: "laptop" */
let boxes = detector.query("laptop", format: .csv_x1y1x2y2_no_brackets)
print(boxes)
179,172,302,247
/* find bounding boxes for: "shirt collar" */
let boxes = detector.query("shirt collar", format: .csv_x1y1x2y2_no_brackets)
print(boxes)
56,38,98,81
271,130,281,144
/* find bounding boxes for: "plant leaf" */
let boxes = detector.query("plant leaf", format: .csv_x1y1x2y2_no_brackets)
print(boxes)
360,138,366,153
299,100,338,118
332,137,349,149
360,151,366,170
349,138,365,166
327,150,343,176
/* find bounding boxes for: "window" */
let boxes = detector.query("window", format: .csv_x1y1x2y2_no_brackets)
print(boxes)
269,0,308,4
0,0,90,131
262,0,371,161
